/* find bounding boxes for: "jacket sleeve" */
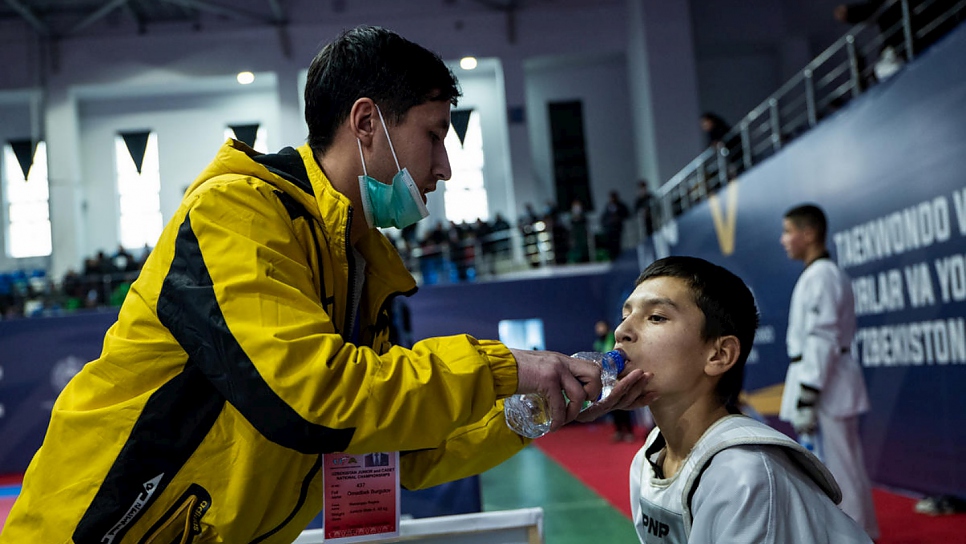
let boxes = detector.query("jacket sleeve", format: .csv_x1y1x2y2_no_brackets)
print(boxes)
398,400,530,490
797,269,842,391
164,178,518,456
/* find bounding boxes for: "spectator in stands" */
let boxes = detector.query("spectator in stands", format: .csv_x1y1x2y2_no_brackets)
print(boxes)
418,220,449,283
633,180,655,238
519,203,545,268
622,256,873,543
599,190,630,260
540,200,571,265
779,204,880,539
60,269,84,310
518,202,539,229
700,112,731,148
82,255,100,278
447,220,474,281
112,245,137,273
136,244,153,269
835,1,905,80
400,221,419,252
3,26,655,544
96,250,116,274
543,199,560,221
489,212,512,263
568,197,590,263
834,1,960,81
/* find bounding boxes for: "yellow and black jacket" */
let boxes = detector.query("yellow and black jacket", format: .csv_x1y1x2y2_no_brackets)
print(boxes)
2,141,526,543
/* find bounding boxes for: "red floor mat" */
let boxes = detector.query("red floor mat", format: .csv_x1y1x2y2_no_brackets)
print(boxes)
534,422,966,543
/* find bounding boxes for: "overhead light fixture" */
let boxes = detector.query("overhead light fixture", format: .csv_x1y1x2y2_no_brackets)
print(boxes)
460,57,478,70
237,71,255,85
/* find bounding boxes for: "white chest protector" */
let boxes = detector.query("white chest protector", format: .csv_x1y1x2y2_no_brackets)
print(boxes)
631,415,841,543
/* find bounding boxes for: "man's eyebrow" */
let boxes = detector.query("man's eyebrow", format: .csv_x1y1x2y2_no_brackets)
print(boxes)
436,118,451,132
641,296,679,309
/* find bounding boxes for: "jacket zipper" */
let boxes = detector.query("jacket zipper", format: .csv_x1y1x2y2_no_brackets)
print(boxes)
343,207,356,339
248,455,325,543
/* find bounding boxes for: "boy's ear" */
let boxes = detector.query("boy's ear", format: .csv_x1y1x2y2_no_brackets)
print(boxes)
706,335,740,377
803,224,820,245
349,98,378,145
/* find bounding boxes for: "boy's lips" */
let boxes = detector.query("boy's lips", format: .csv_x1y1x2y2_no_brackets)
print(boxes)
613,347,629,365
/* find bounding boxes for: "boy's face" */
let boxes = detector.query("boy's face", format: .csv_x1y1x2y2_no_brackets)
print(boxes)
614,276,714,401
780,218,809,261
372,100,453,204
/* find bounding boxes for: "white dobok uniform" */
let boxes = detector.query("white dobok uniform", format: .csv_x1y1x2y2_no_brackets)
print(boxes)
630,415,873,544
780,257,879,538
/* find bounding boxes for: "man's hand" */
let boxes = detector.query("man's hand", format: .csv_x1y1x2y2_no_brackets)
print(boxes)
575,369,657,423
792,385,820,435
510,348,602,432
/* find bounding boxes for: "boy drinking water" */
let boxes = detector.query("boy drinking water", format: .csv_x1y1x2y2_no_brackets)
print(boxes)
620,256,872,543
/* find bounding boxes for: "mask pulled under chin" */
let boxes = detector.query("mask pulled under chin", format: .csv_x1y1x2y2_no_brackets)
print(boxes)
356,104,431,230
358,167,429,229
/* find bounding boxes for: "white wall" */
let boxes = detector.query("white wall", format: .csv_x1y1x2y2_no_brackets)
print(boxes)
77,82,281,259
0,0,858,275
447,60,513,220
0,94,50,273
524,53,637,214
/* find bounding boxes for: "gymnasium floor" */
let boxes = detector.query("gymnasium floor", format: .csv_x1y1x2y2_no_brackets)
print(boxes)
3,422,964,542
482,439,640,542
486,422,966,544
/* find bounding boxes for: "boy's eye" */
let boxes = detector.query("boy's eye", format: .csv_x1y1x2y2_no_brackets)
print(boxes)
648,314,668,323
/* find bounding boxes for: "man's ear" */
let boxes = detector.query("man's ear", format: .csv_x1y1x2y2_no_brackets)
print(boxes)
706,335,740,377
349,98,378,146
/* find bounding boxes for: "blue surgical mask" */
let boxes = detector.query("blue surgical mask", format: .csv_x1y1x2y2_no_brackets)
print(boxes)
357,106,430,229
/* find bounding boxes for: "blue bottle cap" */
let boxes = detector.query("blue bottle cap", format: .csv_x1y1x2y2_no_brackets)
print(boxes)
604,350,626,373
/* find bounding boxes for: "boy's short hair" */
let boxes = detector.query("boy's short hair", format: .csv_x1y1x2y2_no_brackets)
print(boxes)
784,204,828,242
636,256,760,409
304,25,461,153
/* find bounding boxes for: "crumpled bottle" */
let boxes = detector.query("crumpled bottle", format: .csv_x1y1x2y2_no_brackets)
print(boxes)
503,350,626,439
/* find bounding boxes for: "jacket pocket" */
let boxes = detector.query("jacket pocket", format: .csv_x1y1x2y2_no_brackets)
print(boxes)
139,484,212,544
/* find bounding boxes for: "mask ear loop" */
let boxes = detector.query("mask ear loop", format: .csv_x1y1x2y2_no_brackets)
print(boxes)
375,105,402,172
356,139,368,177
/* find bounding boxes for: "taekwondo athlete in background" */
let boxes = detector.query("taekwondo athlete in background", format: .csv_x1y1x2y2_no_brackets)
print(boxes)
779,203,879,540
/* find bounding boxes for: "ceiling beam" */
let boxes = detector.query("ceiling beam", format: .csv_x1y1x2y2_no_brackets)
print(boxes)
122,1,146,34
3,0,51,36
264,0,291,59
471,0,516,11
158,0,275,25
68,0,131,35
470,0,520,44
265,0,286,24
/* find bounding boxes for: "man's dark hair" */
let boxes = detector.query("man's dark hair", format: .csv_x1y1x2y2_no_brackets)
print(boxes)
636,256,760,410
784,204,828,242
304,25,461,153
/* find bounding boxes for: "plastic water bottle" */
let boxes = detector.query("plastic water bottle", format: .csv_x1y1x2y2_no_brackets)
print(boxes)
503,350,626,439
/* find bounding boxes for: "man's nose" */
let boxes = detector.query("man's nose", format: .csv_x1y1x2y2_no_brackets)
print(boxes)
435,147,452,181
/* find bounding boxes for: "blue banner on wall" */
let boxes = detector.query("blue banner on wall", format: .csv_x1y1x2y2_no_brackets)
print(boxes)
647,26,966,497
0,310,481,516
0,310,118,473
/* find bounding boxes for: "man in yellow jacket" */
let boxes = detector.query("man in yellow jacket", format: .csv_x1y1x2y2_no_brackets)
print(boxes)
2,26,652,543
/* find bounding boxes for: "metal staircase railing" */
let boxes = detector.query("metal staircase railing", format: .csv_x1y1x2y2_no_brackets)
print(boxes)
650,0,965,229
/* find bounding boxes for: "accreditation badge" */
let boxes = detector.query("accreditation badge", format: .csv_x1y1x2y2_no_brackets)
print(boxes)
322,451,400,542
